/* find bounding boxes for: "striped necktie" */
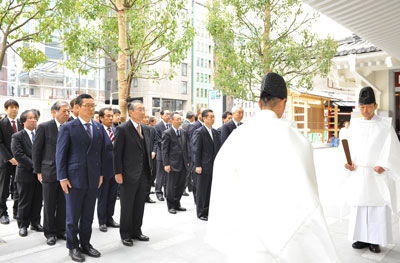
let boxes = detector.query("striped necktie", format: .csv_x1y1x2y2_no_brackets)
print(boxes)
107,127,114,143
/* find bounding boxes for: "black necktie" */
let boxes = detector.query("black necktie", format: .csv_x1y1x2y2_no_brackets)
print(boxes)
176,129,180,137
85,123,92,138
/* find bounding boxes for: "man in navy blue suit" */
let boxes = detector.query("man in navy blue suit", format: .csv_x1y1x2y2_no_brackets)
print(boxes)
97,107,119,232
56,94,106,262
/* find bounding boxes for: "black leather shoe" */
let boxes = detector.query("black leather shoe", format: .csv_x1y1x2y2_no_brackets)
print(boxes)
156,195,164,201
30,224,44,232
69,248,85,262
133,234,149,241
57,233,67,240
145,197,156,203
19,227,28,237
0,215,10,224
99,224,107,232
121,239,133,246
182,191,189,196
107,219,120,228
352,241,369,249
81,244,101,258
199,216,208,221
369,244,381,253
168,209,177,214
47,236,56,246
176,207,187,212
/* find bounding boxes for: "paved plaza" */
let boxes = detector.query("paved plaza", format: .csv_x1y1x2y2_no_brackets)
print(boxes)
0,148,399,263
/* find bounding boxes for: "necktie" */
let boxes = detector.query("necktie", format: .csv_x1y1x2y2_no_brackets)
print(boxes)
176,129,180,137
85,123,92,138
11,120,17,133
107,127,114,143
31,131,35,143
137,124,143,138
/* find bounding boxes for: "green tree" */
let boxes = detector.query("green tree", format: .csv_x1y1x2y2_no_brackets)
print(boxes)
0,0,68,70
62,0,195,121
207,0,338,101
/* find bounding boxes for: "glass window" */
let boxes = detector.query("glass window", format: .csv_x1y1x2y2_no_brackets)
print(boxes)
133,77,138,88
181,63,187,76
196,73,200,82
181,81,187,94
176,100,183,111
201,58,204,68
45,47,63,60
196,88,199,97
152,97,160,108
196,57,200,67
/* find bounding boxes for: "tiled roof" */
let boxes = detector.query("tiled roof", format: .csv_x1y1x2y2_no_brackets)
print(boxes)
335,35,382,57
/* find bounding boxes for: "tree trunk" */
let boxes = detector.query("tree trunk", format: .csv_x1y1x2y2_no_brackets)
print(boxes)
262,2,271,74
0,34,8,71
116,0,129,122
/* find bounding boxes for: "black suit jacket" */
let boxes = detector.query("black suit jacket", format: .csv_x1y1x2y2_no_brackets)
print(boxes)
11,129,36,183
161,128,190,172
113,121,152,184
193,126,221,175
32,119,58,183
154,121,169,161
147,125,157,154
0,117,23,167
102,126,115,180
221,120,241,144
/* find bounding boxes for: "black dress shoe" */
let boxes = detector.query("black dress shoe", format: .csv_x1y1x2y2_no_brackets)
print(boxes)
182,191,189,196
107,219,120,228
176,207,187,212
369,244,381,253
156,195,164,201
69,248,85,262
168,209,177,214
57,233,67,240
99,224,107,232
121,239,133,246
145,197,156,203
19,227,28,237
81,244,101,258
352,241,369,249
133,234,149,241
199,216,208,221
47,236,56,246
30,224,44,232
0,215,10,224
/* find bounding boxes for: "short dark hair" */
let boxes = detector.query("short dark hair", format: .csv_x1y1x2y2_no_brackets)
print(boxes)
99,107,113,118
222,111,232,120
4,99,19,109
94,111,99,115
75,94,93,106
149,116,156,123
171,112,181,120
70,98,76,108
31,109,40,119
160,109,170,116
186,111,195,119
20,110,38,124
128,100,143,112
202,109,213,119
112,108,121,114
259,91,282,108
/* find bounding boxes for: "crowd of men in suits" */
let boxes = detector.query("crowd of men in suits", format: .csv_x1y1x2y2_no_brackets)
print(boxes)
0,95,244,262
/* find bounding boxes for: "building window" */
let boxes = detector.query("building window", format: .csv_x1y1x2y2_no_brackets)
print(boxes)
133,77,138,88
209,45,212,54
201,58,204,68
181,81,187,94
107,63,111,72
197,57,200,67
115,80,118,91
196,73,200,82
181,63,187,76
209,75,211,83
196,88,200,97
152,97,160,107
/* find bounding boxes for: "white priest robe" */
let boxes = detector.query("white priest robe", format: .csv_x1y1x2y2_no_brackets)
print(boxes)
345,115,400,246
206,110,338,263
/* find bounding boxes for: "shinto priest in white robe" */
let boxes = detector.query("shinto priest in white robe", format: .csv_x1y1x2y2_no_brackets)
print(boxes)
345,114,400,246
206,110,338,263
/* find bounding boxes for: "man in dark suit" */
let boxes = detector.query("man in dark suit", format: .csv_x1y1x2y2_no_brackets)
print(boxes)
193,109,221,221
68,98,79,122
97,107,120,232
114,101,152,247
153,109,171,201
32,101,70,245
217,111,232,137
0,99,22,224
161,112,190,214
142,114,156,204
221,106,244,145
112,108,122,127
56,94,106,262
11,110,43,236
181,111,195,196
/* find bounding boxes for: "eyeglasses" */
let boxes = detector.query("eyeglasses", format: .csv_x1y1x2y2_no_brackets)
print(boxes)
82,104,97,108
